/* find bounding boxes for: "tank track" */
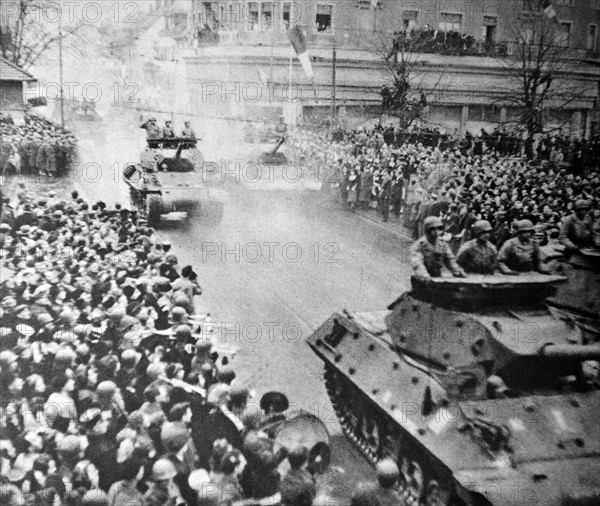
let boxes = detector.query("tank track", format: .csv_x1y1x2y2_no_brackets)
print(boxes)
324,364,477,506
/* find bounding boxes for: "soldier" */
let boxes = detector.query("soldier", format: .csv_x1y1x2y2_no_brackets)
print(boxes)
280,446,317,506
456,220,498,274
351,460,406,506
498,220,550,275
559,199,593,251
410,216,466,279
181,121,196,138
140,117,160,139
163,120,175,139
377,170,392,222
274,116,287,138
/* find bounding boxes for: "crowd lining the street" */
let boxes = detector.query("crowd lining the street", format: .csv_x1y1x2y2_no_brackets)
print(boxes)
0,183,414,506
288,123,600,251
0,113,77,179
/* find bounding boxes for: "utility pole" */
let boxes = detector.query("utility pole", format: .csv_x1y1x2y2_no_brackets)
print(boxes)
331,38,337,128
58,15,65,128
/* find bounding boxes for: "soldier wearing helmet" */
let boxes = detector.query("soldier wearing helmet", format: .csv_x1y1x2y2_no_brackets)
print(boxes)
351,459,405,506
145,459,182,505
456,220,498,274
140,117,160,139
410,216,466,279
498,219,549,275
559,199,593,251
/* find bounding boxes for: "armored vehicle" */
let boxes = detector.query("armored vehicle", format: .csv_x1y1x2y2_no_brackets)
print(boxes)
546,248,600,342
307,275,600,506
257,137,288,165
124,137,221,228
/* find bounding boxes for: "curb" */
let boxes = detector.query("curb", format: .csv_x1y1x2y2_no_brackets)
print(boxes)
350,207,414,241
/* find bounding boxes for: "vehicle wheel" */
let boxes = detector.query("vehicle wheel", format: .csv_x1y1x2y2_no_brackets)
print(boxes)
147,195,163,228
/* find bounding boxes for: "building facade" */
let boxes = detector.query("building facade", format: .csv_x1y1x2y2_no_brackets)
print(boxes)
158,1,600,136
189,0,600,55
0,58,37,119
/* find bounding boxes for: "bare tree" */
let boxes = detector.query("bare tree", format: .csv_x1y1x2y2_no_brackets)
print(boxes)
371,29,448,130
0,0,87,70
495,11,584,136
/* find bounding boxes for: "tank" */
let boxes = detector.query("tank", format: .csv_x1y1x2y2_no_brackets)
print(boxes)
257,137,288,165
307,275,600,506
124,137,223,228
545,248,600,342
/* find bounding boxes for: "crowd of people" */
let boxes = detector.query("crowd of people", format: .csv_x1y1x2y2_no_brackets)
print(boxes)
287,123,600,251
0,184,361,506
0,113,77,179
388,26,504,58
140,118,197,140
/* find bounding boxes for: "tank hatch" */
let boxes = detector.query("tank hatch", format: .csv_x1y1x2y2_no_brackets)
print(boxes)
398,274,567,309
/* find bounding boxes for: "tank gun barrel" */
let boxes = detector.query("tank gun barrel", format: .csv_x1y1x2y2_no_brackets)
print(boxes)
270,137,285,155
539,343,600,361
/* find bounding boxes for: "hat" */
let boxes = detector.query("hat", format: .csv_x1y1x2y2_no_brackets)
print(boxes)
215,366,236,385
260,391,289,413
472,220,493,237
97,381,117,397
423,216,444,232
229,386,251,406
146,362,165,380
161,423,189,453
514,219,535,234
188,469,211,492
7,464,27,482
56,435,82,453
80,407,102,427
574,199,591,211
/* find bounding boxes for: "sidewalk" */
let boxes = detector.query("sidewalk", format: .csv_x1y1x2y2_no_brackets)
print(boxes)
351,204,413,240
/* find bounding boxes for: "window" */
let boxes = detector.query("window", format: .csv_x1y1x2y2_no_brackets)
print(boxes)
246,2,259,31
555,0,574,5
522,0,541,11
315,4,333,33
261,2,273,30
356,0,382,9
283,2,291,29
588,24,598,50
557,21,572,47
403,10,418,30
439,13,462,32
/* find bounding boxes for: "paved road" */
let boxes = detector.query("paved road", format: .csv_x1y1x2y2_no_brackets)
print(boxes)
74,109,415,503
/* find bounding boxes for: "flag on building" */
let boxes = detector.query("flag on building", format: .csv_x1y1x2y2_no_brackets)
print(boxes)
255,65,268,86
287,26,314,79
543,0,557,21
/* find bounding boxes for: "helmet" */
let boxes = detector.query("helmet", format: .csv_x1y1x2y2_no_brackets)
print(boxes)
376,459,400,479
472,220,493,237
96,381,117,397
574,199,591,211
514,219,535,234
161,423,189,453
423,216,444,232
152,459,177,481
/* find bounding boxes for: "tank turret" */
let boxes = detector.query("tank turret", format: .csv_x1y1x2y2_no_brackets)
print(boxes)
545,248,600,341
307,274,600,506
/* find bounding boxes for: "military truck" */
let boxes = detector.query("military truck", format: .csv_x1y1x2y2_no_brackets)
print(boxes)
124,137,221,228
307,275,600,506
